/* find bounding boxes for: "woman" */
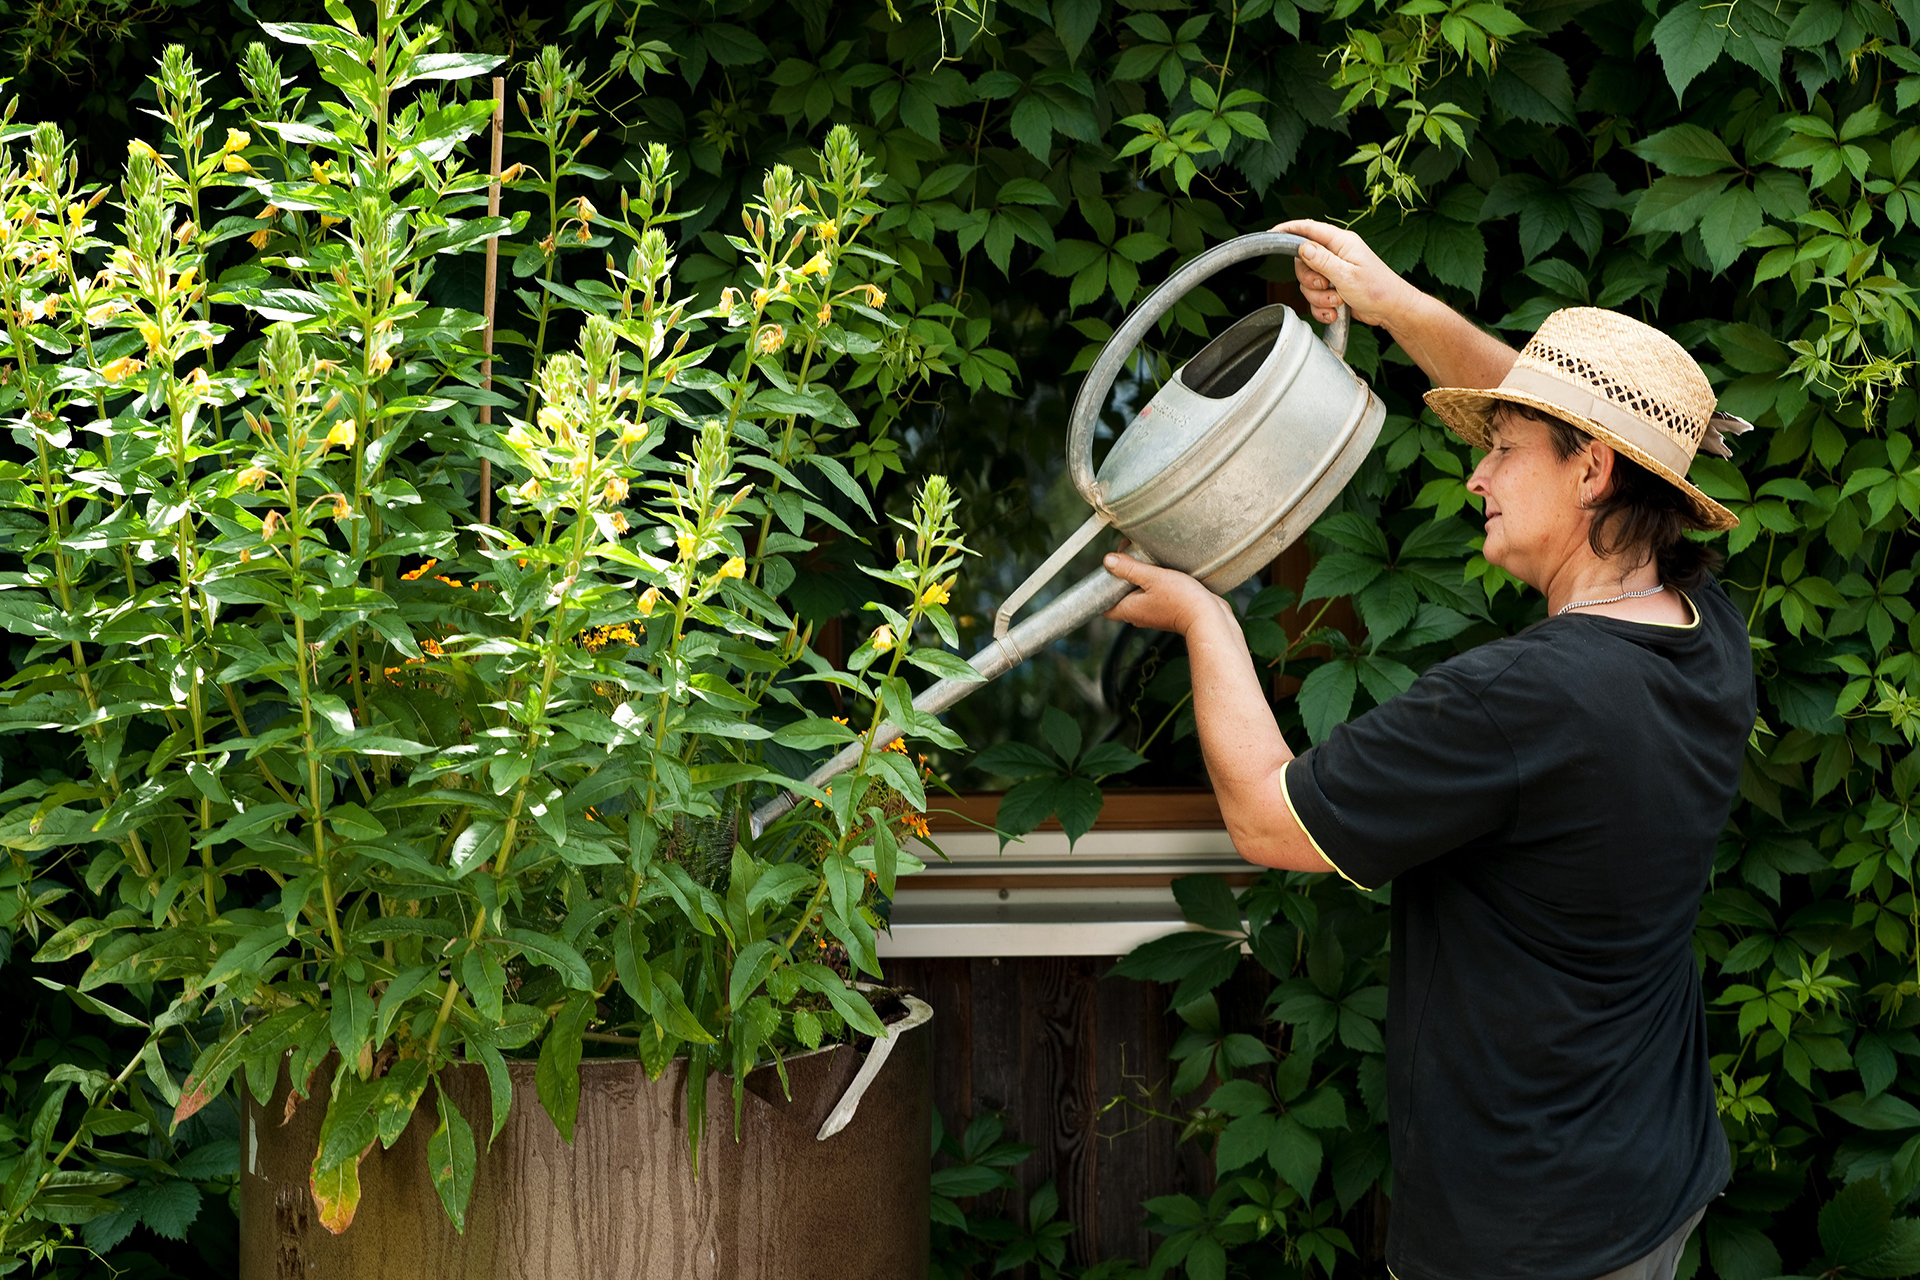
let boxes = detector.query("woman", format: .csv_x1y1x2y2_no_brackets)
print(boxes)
1101,222,1758,1280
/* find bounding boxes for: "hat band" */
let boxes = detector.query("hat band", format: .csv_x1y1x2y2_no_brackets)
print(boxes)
1498,364,1695,475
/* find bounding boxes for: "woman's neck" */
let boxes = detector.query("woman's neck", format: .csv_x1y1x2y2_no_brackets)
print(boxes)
1542,552,1688,622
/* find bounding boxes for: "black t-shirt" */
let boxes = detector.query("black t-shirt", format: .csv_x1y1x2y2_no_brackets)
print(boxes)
1281,580,1755,1280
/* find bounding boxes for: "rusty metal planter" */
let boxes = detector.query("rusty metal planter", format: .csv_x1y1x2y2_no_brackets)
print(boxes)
239,1004,931,1280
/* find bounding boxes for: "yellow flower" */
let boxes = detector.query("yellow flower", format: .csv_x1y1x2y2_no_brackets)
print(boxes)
368,346,393,376
751,287,770,308
920,580,952,607
320,214,343,229
609,511,630,534
99,356,144,383
310,161,332,185
136,320,163,352
676,533,696,562
223,128,251,153
575,196,597,223
537,406,567,434
815,220,838,241
234,465,269,492
65,203,84,230
326,420,356,449
127,140,160,162
618,420,648,447
84,300,125,326
817,304,831,324
637,586,662,615
863,283,886,308
328,494,351,521
798,251,831,277
602,476,629,504
516,478,543,502
174,219,197,244
222,153,253,174
172,266,196,295
248,227,270,250
755,323,786,355
870,624,895,653
718,556,745,580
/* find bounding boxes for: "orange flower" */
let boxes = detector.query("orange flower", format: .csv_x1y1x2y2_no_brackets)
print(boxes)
401,559,438,581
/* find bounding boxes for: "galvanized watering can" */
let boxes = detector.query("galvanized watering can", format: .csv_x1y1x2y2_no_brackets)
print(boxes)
749,231,1386,836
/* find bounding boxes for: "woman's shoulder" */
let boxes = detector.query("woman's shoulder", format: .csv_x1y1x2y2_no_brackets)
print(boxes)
1425,575,1752,700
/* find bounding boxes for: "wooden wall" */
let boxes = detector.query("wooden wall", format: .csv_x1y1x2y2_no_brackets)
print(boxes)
886,955,1274,1268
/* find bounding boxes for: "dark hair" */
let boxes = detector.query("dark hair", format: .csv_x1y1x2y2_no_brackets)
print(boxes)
1504,404,1722,589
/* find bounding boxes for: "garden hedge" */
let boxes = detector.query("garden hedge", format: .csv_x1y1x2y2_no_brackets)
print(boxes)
4,0,1920,1275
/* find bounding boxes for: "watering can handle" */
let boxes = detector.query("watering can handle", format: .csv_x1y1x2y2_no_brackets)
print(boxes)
1067,231,1350,507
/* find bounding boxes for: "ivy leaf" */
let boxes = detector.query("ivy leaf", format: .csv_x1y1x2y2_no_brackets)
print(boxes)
1173,874,1242,933
1629,174,1733,234
1423,218,1486,296
1298,659,1359,743
1699,184,1763,274
1011,95,1055,161
1052,0,1100,65
1041,705,1083,766
1266,1115,1324,1199
1487,46,1575,125
1630,122,1738,175
1651,1,1729,102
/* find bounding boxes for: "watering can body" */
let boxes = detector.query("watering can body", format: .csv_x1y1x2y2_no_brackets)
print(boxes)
749,233,1386,836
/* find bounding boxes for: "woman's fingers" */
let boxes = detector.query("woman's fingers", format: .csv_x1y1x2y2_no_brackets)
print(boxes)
1101,553,1222,635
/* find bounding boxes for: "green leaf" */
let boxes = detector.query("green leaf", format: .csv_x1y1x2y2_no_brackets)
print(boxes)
1053,0,1101,64
502,930,593,990
1298,659,1358,742
428,1089,477,1233
1040,706,1082,766
1266,1115,1324,1199
1629,123,1738,175
1487,46,1575,125
1824,1091,1920,1130
1629,175,1734,234
1651,1,1729,101
535,992,591,1143
1172,875,1242,933
1821,1178,1895,1266
973,741,1059,778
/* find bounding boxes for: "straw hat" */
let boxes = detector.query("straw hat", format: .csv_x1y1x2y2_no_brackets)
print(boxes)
1424,307,1752,532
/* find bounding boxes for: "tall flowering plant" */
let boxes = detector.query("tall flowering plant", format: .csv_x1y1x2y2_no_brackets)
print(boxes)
0,0,972,1256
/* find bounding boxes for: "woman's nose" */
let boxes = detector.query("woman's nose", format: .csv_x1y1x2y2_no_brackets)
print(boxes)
1466,456,1491,496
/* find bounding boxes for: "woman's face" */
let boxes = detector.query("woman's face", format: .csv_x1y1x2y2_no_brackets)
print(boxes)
1465,407,1601,590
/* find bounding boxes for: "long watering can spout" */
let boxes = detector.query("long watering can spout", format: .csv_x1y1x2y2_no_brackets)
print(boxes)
747,561,1135,838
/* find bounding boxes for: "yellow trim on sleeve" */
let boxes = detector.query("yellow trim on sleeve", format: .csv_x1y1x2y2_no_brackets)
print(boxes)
1280,757,1375,892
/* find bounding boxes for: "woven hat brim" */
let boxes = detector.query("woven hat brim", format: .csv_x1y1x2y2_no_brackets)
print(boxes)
1424,386,1739,533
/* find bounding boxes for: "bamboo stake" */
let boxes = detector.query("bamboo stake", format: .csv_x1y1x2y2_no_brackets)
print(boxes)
478,76,505,525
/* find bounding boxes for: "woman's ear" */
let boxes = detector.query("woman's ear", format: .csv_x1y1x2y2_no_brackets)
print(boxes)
1580,439,1618,506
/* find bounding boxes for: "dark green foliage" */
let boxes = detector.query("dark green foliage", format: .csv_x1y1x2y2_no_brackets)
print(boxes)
6,0,1920,1269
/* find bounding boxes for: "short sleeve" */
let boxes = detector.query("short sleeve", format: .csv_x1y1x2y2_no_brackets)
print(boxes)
1282,664,1518,890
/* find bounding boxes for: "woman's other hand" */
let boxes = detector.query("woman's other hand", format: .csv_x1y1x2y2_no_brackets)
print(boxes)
1274,219,1420,330
1101,553,1234,637
1274,218,1518,390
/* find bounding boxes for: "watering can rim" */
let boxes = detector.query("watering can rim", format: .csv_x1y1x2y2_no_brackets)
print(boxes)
1066,230,1351,515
